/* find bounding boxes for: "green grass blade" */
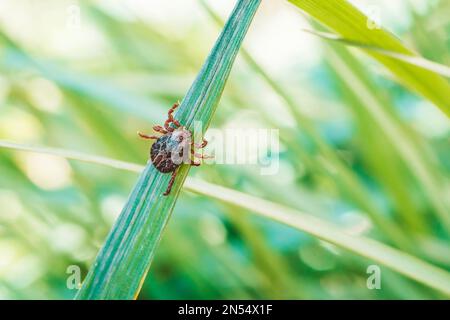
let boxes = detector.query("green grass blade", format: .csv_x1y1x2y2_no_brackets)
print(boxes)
2,140,449,295
72,0,261,300
304,29,450,78
0,140,143,172
288,0,450,117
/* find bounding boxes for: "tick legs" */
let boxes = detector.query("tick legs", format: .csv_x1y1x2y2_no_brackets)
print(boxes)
137,132,159,140
190,137,212,167
194,138,208,149
138,124,168,140
153,125,167,134
147,101,183,136
164,102,181,132
193,153,213,159
163,170,178,196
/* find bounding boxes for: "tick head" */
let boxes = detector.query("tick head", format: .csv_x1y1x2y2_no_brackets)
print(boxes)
171,126,191,144
166,127,191,165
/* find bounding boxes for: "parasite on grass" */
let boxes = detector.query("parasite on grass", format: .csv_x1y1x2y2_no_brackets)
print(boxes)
138,102,210,196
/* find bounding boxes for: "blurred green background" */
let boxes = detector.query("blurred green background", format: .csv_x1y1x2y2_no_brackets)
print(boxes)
0,0,449,299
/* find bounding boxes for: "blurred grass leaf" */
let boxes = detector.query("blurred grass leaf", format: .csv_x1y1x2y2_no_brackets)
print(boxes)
200,0,420,250
303,29,450,78
188,179,450,296
316,33,450,234
74,0,261,299
1,0,448,300
1,139,450,296
0,36,163,122
289,0,450,117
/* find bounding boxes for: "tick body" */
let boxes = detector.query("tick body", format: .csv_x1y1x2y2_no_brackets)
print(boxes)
138,102,210,196
150,128,191,173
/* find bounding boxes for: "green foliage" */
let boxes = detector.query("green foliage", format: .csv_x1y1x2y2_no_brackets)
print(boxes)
0,0,449,300
3,140,450,294
289,0,450,116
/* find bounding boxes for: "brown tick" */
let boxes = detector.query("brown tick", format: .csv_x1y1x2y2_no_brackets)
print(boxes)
138,102,210,196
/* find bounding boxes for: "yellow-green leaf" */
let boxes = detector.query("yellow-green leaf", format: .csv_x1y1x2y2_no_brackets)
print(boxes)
289,0,450,117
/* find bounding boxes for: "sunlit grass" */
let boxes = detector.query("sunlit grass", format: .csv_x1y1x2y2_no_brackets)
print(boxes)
0,0,449,299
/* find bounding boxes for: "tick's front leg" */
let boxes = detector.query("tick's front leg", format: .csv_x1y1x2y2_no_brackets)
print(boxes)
138,132,159,140
164,102,181,131
153,125,168,134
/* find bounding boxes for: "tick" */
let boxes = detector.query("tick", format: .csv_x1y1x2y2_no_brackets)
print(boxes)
138,102,210,196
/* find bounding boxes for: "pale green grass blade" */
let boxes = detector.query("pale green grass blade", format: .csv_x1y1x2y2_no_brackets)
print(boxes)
304,29,450,78
187,178,450,296
2,140,449,295
72,0,261,300
0,140,143,172
288,0,450,117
